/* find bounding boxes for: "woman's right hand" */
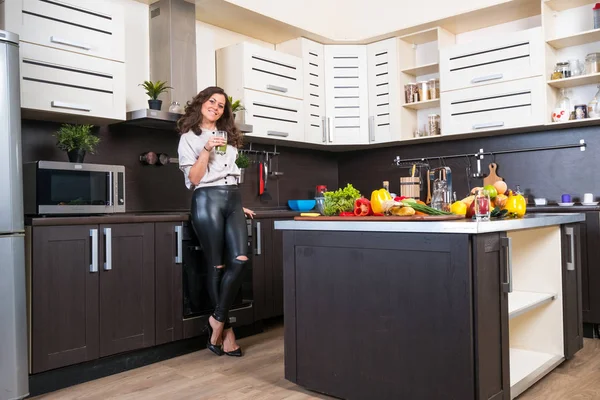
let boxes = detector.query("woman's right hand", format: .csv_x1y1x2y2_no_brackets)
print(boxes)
204,136,227,151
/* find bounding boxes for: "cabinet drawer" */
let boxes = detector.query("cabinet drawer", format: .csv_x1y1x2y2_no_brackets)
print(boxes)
440,76,544,135
440,28,543,92
20,42,125,120
19,0,124,62
243,89,304,142
244,44,303,99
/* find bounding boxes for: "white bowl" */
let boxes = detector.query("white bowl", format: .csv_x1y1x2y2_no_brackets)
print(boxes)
558,202,575,207
533,198,547,206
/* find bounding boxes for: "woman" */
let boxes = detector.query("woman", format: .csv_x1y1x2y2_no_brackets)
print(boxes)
177,86,255,357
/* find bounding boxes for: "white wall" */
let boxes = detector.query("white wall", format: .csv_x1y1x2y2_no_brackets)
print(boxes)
195,21,274,92
123,0,150,111
225,0,515,41
455,15,541,44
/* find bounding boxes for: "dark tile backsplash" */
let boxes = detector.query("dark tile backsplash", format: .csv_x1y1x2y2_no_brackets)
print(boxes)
20,120,338,213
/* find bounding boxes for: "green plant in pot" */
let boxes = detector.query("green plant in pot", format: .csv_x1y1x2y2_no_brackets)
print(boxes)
228,96,246,120
139,80,173,110
235,152,250,184
54,124,100,163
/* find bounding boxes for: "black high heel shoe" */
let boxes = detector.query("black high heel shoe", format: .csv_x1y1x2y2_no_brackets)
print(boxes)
204,321,224,356
223,328,243,357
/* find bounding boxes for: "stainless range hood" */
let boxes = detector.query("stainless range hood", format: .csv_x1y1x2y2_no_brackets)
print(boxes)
119,0,252,133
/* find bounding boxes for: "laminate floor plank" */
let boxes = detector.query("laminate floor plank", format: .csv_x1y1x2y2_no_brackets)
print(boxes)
32,323,600,400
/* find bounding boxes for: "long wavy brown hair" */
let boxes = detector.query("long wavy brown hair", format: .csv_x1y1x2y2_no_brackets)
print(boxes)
177,86,243,148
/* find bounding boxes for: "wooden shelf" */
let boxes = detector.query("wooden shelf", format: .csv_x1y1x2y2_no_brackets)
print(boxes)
509,291,556,319
547,72,600,88
546,116,600,128
401,63,439,76
402,99,440,110
399,28,439,45
544,0,596,12
547,28,600,49
510,348,563,398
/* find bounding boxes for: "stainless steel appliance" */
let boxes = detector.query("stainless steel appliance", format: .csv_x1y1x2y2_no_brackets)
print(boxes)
0,30,29,400
23,161,125,215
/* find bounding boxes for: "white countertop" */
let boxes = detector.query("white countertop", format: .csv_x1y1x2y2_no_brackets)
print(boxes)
273,213,585,234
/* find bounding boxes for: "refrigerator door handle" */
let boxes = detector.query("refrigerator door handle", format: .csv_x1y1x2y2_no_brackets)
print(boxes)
90,229,98,273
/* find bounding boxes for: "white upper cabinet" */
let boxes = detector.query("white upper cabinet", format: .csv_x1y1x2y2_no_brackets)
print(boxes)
324,45,369,145
277,38,327,144
367,38,401,144
11,0,125,62
217,42,304,101
440,27,543,93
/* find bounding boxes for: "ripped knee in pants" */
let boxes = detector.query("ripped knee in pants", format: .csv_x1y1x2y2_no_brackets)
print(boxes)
214,264,225,269
235,255,248,262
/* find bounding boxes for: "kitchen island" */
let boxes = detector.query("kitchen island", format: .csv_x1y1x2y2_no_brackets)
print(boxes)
274,213,585,400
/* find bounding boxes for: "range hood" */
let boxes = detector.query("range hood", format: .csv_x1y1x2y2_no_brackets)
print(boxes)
120,0,252,133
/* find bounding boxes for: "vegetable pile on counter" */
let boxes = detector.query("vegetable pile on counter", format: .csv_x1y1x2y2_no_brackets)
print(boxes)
322,183,361,216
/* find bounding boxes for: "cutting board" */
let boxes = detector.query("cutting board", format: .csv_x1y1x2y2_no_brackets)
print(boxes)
483,163,504,186
294,214,466,221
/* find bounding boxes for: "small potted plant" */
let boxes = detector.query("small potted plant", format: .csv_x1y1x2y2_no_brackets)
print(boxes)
139,80,173,110
235,152,250,184
54,124,100,163
228,96,246,121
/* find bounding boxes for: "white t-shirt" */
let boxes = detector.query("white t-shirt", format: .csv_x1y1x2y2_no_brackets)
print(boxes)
177,129,241,190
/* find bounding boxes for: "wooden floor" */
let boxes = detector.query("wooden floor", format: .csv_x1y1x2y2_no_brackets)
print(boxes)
33,322,600,400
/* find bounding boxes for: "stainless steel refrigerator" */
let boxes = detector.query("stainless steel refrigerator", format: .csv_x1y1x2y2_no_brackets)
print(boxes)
0,30,29,400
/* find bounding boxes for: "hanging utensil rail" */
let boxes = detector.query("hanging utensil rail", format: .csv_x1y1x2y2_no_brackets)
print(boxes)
392,139,586,167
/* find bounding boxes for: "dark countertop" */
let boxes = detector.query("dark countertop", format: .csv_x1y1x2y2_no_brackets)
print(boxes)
527,205,600,213
26,208,301,226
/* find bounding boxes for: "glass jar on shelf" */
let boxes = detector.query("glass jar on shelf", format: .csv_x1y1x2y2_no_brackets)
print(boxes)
552,88,571,122
555,62,571,79
586,53,600,74
427,114,440,135
427,78,439,99
169,101,183,114
417,81,430,102
589,85,600,118
404,83,418,103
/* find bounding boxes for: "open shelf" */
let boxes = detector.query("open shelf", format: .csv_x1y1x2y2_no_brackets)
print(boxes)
547,72,600,88
509,291,556,319
510,348,563,398
401,62,439,76
547,28,600,49
399,28,439,45
544,0,596,12
546,116,600,128
402,99,440,110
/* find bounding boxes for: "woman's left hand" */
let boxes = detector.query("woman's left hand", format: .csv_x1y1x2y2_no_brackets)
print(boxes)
243,207,256,219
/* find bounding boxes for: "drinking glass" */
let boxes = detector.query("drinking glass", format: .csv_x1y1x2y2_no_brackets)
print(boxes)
474,189,491,221
215,131,227,155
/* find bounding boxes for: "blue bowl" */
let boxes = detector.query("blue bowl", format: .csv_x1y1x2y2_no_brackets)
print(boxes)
288,199,316,212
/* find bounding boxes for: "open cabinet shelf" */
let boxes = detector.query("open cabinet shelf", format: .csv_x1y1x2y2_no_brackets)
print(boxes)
547,28,600,49
510,348,563,399
547,72,600,88
400,62,439,76
544,0,596,12
509,291,556,319
402,99,440,110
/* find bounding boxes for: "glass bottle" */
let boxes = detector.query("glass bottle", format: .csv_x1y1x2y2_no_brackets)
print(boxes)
589,85,600,118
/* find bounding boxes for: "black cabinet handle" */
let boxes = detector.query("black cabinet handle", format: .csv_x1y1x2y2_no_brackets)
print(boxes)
501,236,513,293
566,226,575,271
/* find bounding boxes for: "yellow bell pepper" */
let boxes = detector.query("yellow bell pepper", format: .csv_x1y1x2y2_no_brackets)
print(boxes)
503,189,527,218
370,188,392,215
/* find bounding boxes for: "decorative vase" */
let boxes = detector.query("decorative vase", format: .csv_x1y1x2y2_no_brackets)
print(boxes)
148,99,162,110
237,168,245,184
67,149,86,163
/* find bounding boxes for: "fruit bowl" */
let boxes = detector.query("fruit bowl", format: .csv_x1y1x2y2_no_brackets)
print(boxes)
288,199,316,212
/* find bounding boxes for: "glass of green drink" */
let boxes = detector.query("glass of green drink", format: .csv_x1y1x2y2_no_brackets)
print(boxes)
215,130,227,155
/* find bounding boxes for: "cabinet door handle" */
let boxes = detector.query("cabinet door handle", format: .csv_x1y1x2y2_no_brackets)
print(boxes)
90,229,98,273
108,172,114,207
255,222,262,255
501,236,513,293
103,228,112,271
267,130,289,137
327,117,332,143
369,116,375,142
51,101,91,112
473,121,504,130
322,116,327,143
174,225,183,264
50,36,91,50
566,226,575,271
471,73,503,84
266,84,288,93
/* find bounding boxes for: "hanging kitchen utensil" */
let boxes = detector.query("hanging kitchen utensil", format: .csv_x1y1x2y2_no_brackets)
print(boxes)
483,162,504,186
426,169,432,204
258,153,265,196
261,152,272,201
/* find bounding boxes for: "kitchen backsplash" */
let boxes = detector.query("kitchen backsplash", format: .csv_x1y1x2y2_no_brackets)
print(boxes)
338,126,596,204
20,120,339,212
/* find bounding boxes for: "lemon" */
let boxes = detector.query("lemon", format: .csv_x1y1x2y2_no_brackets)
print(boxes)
450,201,467,216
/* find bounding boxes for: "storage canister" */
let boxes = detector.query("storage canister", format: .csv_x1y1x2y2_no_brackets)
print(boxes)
417,81,430,102
586,53,600,74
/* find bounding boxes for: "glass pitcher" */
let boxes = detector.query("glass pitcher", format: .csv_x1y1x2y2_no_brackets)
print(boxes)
431,179,449,211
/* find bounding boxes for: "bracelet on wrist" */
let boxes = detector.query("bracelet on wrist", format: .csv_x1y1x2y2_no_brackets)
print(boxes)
204,146,210,152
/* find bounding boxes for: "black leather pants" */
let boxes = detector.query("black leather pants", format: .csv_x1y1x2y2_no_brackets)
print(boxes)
190,185,248,327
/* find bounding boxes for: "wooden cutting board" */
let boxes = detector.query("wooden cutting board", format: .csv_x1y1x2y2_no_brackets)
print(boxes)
294,214,466,221
483,163,504,186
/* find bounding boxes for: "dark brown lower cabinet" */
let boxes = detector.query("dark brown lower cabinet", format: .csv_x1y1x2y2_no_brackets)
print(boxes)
98,223,155,357
563,223,584,358
252,217,287,321
31,225,99,374
155,222,183,345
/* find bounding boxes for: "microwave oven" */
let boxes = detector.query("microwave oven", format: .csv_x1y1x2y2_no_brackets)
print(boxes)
23,161,126,215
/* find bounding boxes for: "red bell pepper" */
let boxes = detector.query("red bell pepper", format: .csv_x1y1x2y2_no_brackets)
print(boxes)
339,211,355,217
394,196,407,202
354,197,372,216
